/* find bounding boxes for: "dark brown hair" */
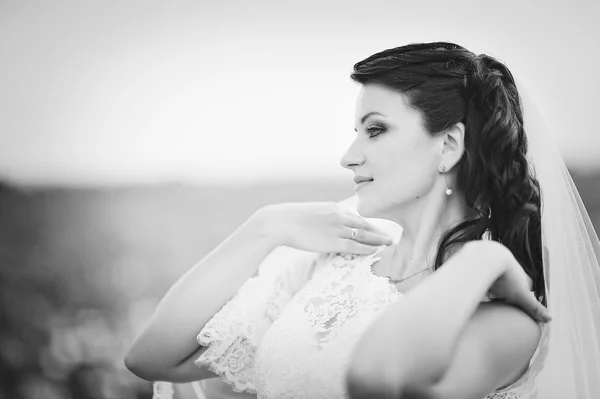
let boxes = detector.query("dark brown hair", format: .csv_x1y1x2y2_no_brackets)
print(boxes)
351,42,545,306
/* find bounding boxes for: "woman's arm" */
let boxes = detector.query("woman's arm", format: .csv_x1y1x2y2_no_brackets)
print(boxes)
126,201,392,383
347,241,548,399
124,208,281,382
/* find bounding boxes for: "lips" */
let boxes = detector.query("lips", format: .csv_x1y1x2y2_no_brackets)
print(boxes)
354,179,373,190
353,176,373,184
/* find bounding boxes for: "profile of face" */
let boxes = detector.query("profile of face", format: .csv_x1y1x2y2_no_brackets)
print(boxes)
340,83,454,221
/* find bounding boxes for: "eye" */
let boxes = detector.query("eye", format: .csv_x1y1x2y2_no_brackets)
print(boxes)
366,124,386,138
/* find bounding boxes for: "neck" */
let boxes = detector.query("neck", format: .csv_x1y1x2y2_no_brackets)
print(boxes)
388,190,474,274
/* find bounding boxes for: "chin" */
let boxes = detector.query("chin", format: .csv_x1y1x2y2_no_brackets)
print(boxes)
356,189,409,222
355,195,384,219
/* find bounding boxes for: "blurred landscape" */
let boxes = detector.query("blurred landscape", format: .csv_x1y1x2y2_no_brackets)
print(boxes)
1,172,599,399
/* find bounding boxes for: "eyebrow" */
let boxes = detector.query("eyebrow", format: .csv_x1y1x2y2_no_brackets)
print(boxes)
354,112,385,131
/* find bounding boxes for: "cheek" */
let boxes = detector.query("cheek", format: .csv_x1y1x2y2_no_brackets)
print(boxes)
377,143,439,198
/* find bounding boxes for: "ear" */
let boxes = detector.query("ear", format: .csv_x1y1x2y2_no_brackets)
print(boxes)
440,122,465,172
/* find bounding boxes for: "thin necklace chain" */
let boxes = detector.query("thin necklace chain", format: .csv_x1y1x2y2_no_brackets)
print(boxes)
378,245,433,284
384,266,432,284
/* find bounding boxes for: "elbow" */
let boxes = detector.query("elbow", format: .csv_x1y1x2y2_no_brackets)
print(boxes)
124,353,142,378
124,345,169,382
124,351,155,381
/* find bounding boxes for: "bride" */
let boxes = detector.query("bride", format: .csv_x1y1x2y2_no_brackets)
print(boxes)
125,42,600,399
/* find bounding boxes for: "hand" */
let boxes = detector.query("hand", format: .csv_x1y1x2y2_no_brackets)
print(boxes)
257,202,395,255
478,242,552,323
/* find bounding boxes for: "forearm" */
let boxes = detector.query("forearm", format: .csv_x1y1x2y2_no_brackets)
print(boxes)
349,242,509,395
125,208,281,379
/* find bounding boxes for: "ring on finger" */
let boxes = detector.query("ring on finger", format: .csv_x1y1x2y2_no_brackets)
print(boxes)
351,227,358,240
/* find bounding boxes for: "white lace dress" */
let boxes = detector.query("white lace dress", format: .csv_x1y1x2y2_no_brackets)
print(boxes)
154,247,548,399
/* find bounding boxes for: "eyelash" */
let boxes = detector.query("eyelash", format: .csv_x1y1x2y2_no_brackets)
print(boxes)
366,124,386,138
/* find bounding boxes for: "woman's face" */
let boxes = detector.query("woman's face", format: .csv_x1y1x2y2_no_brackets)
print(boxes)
340,83,445,220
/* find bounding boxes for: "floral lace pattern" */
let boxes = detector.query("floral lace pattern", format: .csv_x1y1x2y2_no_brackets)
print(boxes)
193,276,273,393
154,248,547,399
191,249,319,394
296,252,402,349
251,250,403,398
152,381,174,399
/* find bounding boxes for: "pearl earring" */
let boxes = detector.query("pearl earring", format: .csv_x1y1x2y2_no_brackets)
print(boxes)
440,165,453,195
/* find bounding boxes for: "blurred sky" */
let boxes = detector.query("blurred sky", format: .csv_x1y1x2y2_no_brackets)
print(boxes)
1,0,599,187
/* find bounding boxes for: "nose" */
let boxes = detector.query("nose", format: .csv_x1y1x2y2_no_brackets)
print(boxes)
340,139,365,171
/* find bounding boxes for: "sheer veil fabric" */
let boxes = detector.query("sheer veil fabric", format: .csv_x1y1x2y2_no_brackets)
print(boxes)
514,75,600,398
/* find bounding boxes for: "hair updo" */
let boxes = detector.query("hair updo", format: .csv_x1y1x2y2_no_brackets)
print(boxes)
351,42,545,306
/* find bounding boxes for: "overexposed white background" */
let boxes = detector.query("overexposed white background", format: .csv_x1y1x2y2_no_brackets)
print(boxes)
1,0,598,187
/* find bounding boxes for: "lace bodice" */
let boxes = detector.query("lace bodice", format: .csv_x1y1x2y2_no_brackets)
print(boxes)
154,247,548,399
251,251,403,399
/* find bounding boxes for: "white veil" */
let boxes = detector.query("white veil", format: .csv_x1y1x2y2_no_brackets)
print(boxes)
515,75,600,398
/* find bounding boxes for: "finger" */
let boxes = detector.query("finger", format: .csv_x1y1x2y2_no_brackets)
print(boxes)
532,303,552,323
520,293,552,323
343,227,394,246
341,214,395,239
339,213,370,229
339,239,384,255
